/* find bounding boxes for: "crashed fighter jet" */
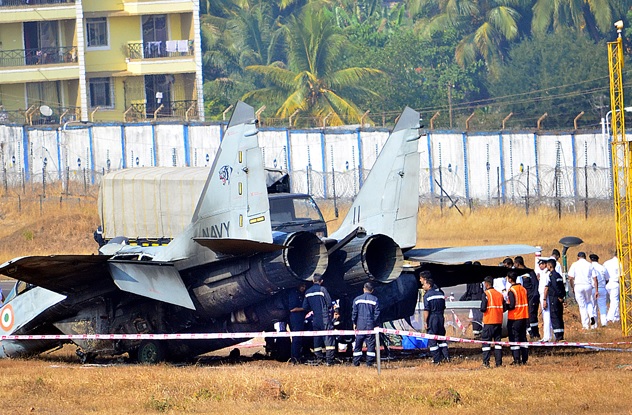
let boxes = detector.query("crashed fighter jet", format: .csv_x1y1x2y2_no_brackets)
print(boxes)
0,102,536,363
0,102,329,362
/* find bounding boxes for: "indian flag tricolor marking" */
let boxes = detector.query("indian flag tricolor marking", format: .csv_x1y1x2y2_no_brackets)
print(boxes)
0,304,14,332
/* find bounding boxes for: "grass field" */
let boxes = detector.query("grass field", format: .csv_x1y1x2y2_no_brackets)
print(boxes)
0,189,629,414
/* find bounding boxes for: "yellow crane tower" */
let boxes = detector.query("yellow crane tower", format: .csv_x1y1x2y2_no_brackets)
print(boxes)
608,20,632,336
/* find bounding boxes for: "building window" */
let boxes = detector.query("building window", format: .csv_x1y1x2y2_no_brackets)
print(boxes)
86,17,108,48
89,78,114,108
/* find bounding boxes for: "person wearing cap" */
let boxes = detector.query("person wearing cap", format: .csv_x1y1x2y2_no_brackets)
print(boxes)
545,258,566,341
302,275,336,365
422,273,449,364
589,254,609,327
351,282,381,367
504,270,529,365
537,258,552,342
551,249,563,274
604,251,621,323
568,252,596,330
480,276,504,367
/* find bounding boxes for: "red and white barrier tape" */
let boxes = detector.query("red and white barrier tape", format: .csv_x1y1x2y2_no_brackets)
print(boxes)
381,328,632,348
2,328,631,348
450,310,467,335
0,330,374,342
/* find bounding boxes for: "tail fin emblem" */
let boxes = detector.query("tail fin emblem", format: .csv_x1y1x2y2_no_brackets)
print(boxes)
219,165,233,185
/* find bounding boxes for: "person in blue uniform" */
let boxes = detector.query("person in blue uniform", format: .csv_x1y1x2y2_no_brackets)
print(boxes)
288,282,307,364
422,272,449,364
545,258,566,341
302,275,336,365
352,282,381,367
515,256,540,340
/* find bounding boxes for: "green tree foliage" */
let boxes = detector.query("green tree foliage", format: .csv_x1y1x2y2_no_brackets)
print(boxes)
198,0,625,128
488,31,608,129
531,0,624,38
410,0,528,69
201,0,285,119
346,29,486,121
244,5,383,126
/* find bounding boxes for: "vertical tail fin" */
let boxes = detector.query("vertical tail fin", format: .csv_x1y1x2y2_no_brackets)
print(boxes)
156,101,272,261
330,107,421,249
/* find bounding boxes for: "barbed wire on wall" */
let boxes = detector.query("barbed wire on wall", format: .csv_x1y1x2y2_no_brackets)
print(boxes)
0,164,617,220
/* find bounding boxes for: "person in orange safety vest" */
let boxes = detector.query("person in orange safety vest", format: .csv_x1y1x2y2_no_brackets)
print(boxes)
480,276,504,367
505,270,529,365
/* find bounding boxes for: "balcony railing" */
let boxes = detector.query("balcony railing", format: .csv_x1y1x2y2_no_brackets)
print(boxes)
125,100,198,121
0,0,75,7
127,40,193,60
0,46,78,68
0,105,78,125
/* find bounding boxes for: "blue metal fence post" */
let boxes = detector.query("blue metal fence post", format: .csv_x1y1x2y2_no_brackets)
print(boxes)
88,125,95,184
320,131,327,199
462,132,470,201
22,125,30,181
121,125,127,168
498,132,506,202
427,133,434,196
183,124,190,167
356,128,364,188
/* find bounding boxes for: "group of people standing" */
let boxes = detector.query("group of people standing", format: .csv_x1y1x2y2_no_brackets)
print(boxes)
287,275,381,367
284,248,621,368
476,263,562,367
475,249,621,367
567,251,621,329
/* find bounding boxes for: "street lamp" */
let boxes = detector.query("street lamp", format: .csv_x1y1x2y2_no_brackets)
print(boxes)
603,107,632,139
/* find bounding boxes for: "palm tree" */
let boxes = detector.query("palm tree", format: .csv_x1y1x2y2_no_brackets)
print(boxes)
244,6,382,125
410,0,526,68
200,0,285,118
531,0,619,38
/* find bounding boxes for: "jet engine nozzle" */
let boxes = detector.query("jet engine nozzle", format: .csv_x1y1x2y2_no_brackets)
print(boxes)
188,231,327,318
341,234,403,286
268,231,328,281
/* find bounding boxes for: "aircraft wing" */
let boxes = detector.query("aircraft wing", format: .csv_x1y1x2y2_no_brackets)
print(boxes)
405,244,539,264
0,255,115,296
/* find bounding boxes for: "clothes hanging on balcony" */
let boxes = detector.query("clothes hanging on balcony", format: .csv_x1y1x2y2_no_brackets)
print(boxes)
145,41,162,58
165,41,177,53
176,40,188,53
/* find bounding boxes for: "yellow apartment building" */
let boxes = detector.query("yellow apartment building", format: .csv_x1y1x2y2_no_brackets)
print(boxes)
0,0,205,124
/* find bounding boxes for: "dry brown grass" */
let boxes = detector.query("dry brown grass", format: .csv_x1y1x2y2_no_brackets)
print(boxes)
0,190,629,414
0,186,99,265
1,320,632,415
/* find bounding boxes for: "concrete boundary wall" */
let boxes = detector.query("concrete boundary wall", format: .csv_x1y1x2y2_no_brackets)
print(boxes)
0,123,613,201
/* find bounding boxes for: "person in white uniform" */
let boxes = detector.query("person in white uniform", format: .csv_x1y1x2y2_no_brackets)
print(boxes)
494,258,514,298
603,252,621,323
551,249,563,274
589,254,609,327
568,252,595,330
536,258,552,341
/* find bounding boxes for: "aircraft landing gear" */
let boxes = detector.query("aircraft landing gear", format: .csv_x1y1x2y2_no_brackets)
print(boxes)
135,340,166,364
76,348,97,364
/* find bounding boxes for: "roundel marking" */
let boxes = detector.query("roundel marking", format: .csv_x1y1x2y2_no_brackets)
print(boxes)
0,304,14,332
